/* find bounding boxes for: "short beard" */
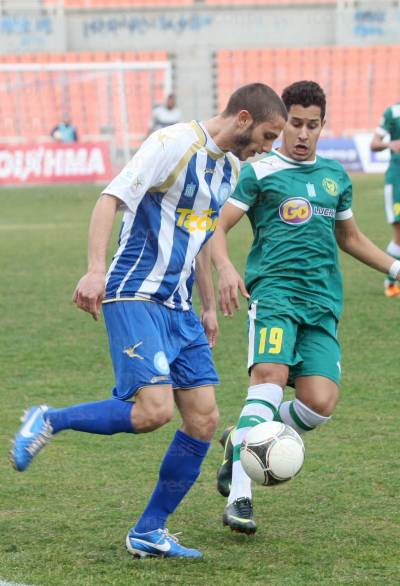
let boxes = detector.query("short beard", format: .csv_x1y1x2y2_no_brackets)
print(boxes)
230,125,254,159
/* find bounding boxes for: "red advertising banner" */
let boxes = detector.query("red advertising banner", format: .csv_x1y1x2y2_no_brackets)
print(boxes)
0,142,112,186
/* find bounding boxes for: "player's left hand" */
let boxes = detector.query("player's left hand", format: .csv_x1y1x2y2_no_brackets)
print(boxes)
200,308,219,348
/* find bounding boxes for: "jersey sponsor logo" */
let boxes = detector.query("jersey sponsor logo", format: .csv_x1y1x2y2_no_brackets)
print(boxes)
204,167,215,175
322,177,339,197
313,205,335,218
154,351,170,375
279,197,313,225
176,208,218,233
123,341,144,359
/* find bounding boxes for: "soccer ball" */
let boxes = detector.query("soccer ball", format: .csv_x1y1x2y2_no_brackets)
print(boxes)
240,421,305,486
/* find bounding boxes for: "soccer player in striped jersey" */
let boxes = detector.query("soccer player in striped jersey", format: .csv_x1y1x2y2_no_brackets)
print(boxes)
11,84,287,559
212,81,400,535
371,102,400,297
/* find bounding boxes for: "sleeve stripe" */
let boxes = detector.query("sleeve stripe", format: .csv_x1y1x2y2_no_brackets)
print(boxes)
376,127,389,137
336,208,353,220
227,197,249,212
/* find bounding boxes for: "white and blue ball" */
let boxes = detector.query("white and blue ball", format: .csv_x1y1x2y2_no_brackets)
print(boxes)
240,421,305,486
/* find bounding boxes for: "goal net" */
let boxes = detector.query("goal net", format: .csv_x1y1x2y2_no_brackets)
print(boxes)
0,59,172,164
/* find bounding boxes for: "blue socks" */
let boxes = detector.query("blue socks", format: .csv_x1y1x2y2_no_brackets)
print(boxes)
46,405,209,532
46,399,135,435
134,429,210,533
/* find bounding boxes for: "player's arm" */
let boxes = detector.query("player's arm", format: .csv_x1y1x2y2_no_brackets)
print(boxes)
73,194,120,321
371,108,400,153
335,216,400,277
73,133,179,320
211,201,250,317
195,239,218,348
370,131,400,154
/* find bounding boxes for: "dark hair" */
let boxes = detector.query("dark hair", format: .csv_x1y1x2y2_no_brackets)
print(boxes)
281,80,326,121
222,83,287,124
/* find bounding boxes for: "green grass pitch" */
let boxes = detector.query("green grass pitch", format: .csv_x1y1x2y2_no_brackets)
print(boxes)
0,175,399,586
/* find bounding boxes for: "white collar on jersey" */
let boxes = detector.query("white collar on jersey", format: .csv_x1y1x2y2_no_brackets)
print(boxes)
198,121,225,157
273,148,317,165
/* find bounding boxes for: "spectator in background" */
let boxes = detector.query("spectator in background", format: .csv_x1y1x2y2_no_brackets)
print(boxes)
371,102,400,297
51,118,78,143
148,93,182,134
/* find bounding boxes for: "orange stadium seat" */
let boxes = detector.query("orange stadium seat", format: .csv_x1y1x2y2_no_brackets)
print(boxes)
215,45,400,136
44,0,336,5
204,0,336,4
0,50,170,148
44,0,193,6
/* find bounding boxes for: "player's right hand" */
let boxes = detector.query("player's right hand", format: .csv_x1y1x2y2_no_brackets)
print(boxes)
72,271,105,321
218,263,249,317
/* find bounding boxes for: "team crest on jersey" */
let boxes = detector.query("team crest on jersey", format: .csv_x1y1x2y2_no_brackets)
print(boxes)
322,177,339,197
184,182,197,198
279,197,313,225
154,351,170,375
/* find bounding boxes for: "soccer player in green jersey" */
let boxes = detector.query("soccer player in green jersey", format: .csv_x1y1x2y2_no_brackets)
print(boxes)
212,81,400,534
371,102,400,297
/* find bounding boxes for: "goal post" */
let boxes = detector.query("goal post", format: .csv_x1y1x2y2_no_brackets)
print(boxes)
0,59,173,164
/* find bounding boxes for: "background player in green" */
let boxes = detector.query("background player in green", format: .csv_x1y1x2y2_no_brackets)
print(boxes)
212,81,400,535
371,101,400,297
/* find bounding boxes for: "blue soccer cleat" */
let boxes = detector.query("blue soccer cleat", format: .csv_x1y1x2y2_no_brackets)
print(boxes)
126,528,203,559
11,405,53,472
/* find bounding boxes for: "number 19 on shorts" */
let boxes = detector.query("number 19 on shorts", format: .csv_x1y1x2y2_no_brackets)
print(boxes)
258,327,284,355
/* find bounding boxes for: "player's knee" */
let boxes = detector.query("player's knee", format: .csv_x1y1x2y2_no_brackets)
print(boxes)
186,406,219,441
250,363,288,388
206,405,220,437
148,403,174,429
134,400,174,432
303,387,339,417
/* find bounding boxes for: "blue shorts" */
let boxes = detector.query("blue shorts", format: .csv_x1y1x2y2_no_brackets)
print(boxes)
102,300,219,400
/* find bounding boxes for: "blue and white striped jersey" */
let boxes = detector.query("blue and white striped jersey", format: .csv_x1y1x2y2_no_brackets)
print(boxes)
103,121,240,310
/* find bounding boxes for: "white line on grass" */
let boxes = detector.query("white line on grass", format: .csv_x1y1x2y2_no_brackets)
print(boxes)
0,578,35,586
0,223,84,231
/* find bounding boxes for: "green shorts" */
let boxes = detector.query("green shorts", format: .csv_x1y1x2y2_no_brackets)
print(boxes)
247,297,341,385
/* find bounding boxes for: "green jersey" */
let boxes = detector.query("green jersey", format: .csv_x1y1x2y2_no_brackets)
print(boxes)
377,103,400,179
230,149,353,319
